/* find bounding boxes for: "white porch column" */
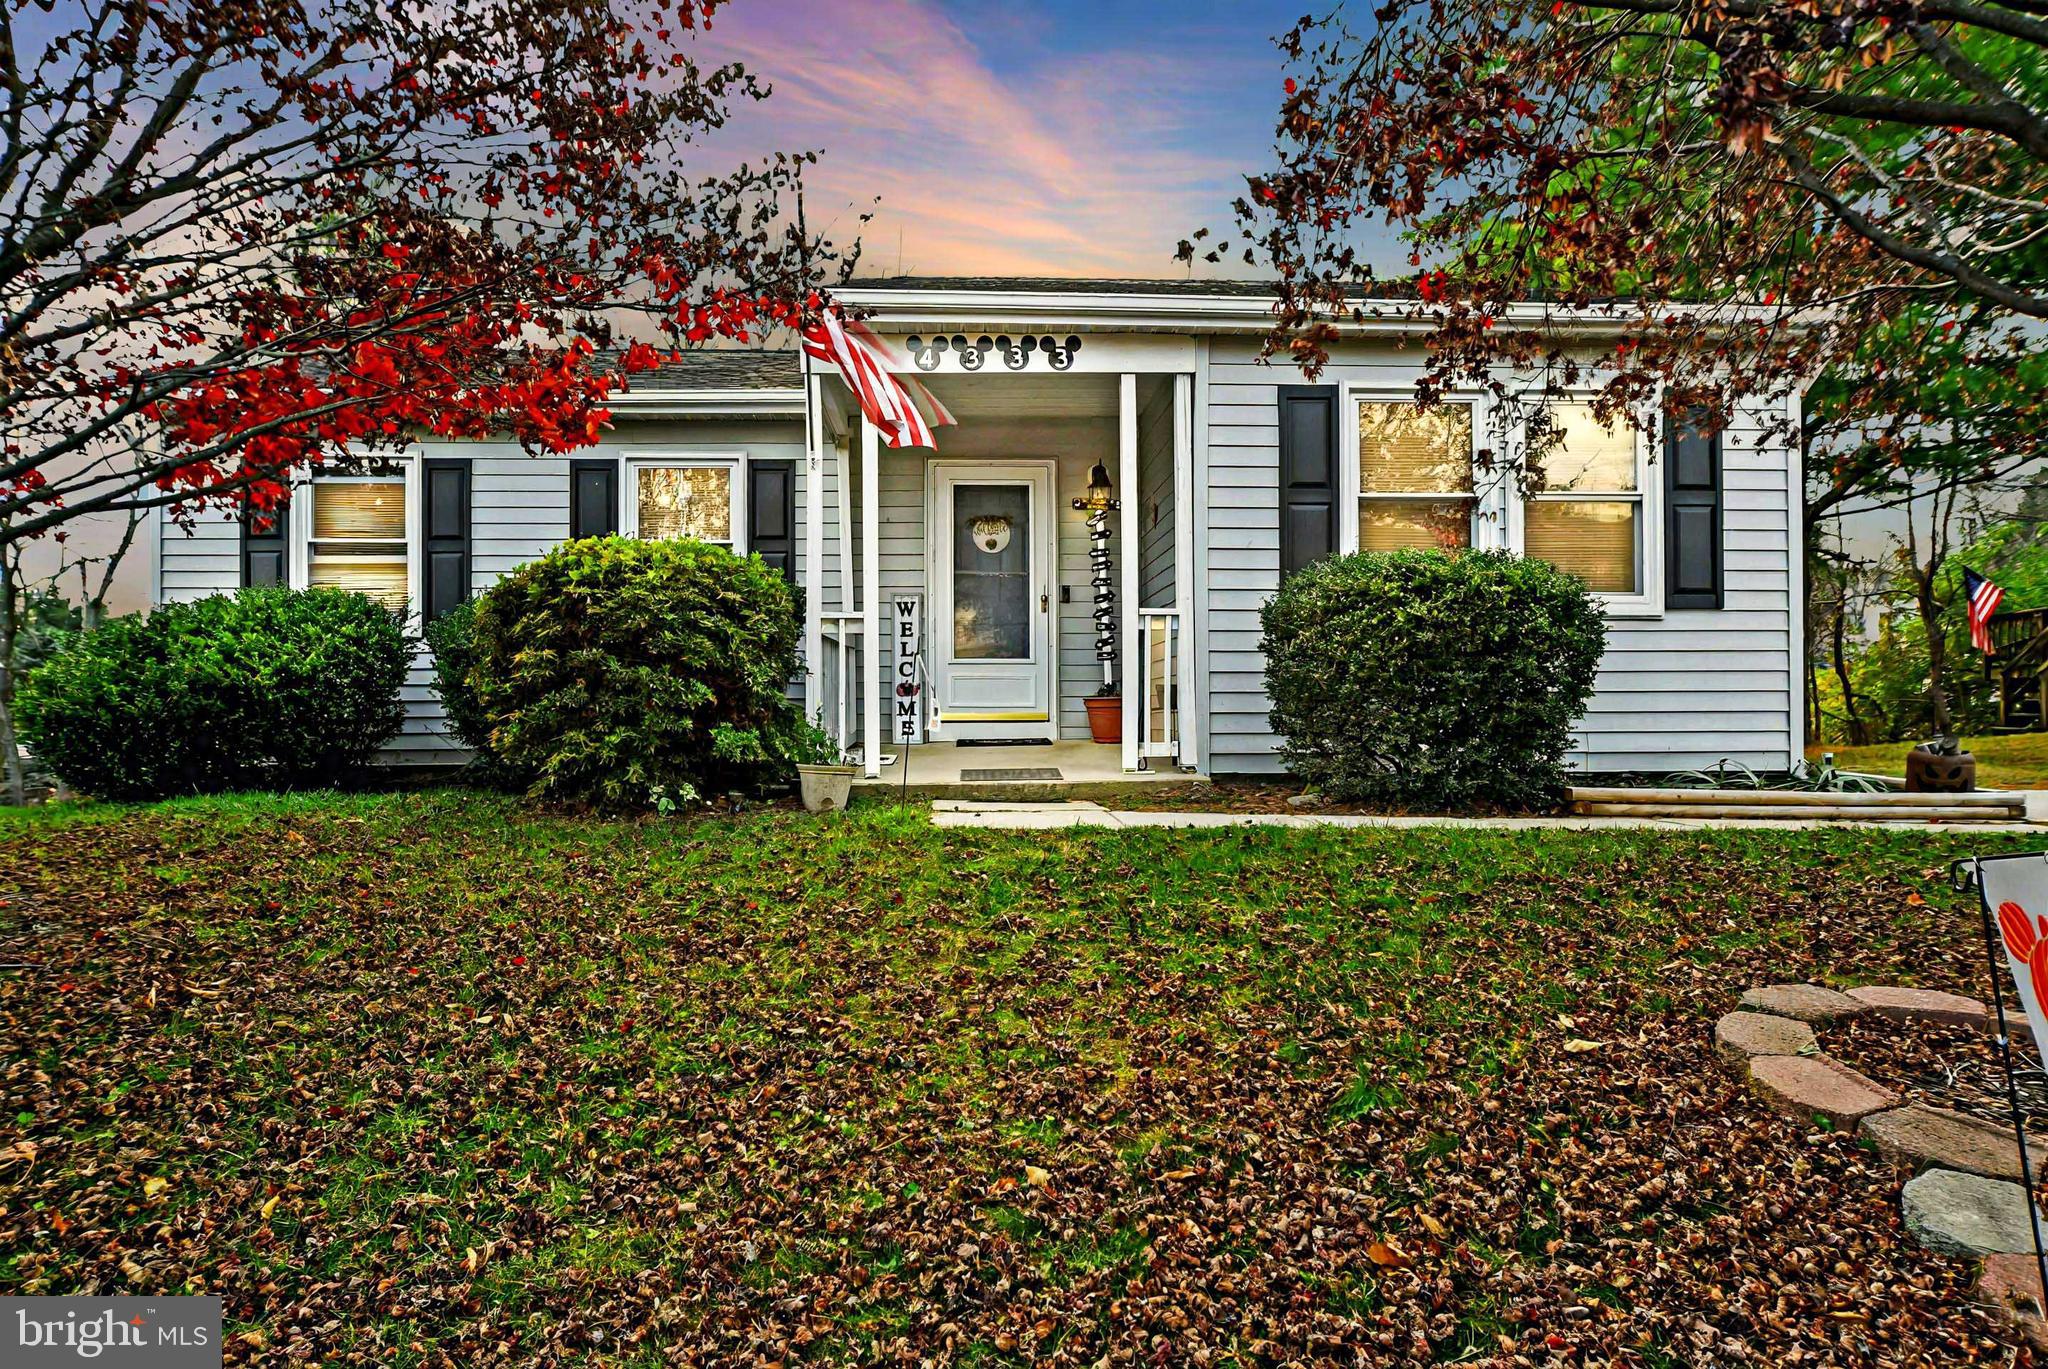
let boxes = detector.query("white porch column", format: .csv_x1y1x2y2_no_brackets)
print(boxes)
1172,373,1197,772
1119,373,1141,773
803,373,826,723
861,418,883,779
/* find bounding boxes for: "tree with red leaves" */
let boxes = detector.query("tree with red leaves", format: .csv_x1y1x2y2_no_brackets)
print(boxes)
1195,0,2043,744
0,0,853,797
1191,0,2043,473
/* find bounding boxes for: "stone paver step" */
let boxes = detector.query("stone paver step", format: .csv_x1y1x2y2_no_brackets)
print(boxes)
1748,1053,1898,1126
1713,1011,1817,1063
1844,984,1990,1031
1978,1254,2048,1353
1862,1104,2048,1182
1738,983,1868,1025
1902,1169,2048,1257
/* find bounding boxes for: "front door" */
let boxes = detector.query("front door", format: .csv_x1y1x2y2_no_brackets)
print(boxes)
929,463,1056,740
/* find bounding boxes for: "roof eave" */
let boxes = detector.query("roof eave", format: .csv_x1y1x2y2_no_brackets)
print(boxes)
833,286,1789,335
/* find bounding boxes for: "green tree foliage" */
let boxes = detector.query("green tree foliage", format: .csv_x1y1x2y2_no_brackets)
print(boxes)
464,537,801,811
1262,550,1606,808
17,589,407,800
1815,517,2048,743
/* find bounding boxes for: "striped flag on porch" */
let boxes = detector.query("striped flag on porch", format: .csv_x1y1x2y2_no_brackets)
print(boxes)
1965,566,2005,655
800,312,956,450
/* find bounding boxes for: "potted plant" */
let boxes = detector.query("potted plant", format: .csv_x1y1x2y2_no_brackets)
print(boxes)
1085,682,1122,745
787,716,857,813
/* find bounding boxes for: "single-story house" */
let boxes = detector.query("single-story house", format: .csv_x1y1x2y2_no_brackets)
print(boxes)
150,278,1804,782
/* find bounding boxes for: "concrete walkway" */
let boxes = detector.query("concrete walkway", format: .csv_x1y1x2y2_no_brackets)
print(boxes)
929,799,2048,833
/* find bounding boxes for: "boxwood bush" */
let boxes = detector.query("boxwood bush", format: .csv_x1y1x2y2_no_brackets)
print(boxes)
18,588,409,800
465,536,800,810
1261,550,1606,809
422,597,490,754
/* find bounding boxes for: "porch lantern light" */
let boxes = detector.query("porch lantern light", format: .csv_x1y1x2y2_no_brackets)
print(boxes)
1083,459,1114,510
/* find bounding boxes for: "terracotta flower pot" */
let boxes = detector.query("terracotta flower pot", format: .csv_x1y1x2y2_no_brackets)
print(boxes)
1084,695,1122,745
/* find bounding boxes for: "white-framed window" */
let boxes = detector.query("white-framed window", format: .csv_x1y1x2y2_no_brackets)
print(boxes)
1341,394,1482,553
623,455,746,548
299,465,413,612
1518,400,1659,614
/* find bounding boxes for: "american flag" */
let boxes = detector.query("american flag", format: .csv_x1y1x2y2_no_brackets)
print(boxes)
1965,566,2005,655
800,312,955,450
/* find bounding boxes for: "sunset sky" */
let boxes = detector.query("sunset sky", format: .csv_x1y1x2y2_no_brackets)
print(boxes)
695,0,1310,279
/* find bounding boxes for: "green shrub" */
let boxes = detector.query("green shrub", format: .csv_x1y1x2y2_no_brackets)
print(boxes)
466,536,800,810
423,597,491,753
18,588,409,800
1261,550,1606,809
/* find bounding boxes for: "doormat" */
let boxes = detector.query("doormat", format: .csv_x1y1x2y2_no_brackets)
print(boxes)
954,738,1052,748
961,767,1063,782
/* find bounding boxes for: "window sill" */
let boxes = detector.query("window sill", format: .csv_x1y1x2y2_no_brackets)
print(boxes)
1594,596,1663,621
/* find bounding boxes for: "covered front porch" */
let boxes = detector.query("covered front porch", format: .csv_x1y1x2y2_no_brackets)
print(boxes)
801,334,1199,784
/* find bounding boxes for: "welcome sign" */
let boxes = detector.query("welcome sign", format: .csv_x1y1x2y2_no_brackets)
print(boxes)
891,595,924,744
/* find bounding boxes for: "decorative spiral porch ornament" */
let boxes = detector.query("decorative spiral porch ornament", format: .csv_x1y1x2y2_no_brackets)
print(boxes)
1074,495,1120,687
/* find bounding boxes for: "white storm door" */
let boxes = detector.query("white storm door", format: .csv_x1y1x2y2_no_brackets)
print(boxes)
930,463,1055,736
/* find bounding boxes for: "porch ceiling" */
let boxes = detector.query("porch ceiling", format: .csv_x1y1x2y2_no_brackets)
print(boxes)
922,372,1120,420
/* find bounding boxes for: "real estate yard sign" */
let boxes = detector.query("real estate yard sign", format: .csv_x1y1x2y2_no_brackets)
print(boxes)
892,594,924,744
1965,853,2048,1308
1982,855,2048,1056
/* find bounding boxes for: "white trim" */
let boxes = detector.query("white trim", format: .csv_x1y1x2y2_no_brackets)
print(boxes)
1788,386,1808,768
860,421,882,778
291,462,415,625
601,388,805,417
145,502,163,608
620,452,748,550
1511,398,1664,618
1337,386,1492,555
923,459,1060,743
1171,372,1197,772
1190,338,1212,776
838,286,1793,337
803,374,826,721
1119,373,1141,773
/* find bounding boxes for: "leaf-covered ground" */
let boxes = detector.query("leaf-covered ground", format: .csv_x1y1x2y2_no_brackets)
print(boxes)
0,792,2034,1366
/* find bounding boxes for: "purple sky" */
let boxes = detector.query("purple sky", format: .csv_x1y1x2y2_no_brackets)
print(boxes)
695,0,1307,278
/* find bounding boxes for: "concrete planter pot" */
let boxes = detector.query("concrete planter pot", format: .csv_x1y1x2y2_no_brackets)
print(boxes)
796,763,858,813
1084,695,1122,745
1905,745,1977,793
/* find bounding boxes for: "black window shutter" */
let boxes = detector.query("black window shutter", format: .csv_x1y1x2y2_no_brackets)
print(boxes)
1665,414,1723,609
422,458,471,622
748,460,796,584
1278,385,1340,578
240,498,289,587
569,459,619,539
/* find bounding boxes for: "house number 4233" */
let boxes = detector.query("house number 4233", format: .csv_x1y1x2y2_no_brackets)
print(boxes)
904,334,1082,372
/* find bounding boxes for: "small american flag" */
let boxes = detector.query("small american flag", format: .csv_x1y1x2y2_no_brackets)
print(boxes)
800,312,955,450
1965,566,2005,655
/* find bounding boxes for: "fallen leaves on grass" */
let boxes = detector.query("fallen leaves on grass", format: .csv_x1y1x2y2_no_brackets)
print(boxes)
0,797,2026,1366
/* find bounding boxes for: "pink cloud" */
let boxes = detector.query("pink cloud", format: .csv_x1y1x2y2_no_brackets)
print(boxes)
693,0,1267,277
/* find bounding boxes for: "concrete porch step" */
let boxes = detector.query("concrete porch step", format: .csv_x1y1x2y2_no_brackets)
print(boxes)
851,739,1204,801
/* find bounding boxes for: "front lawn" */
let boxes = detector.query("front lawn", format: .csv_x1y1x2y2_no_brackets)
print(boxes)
1813,732,2048,788
0,793,2031,1365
